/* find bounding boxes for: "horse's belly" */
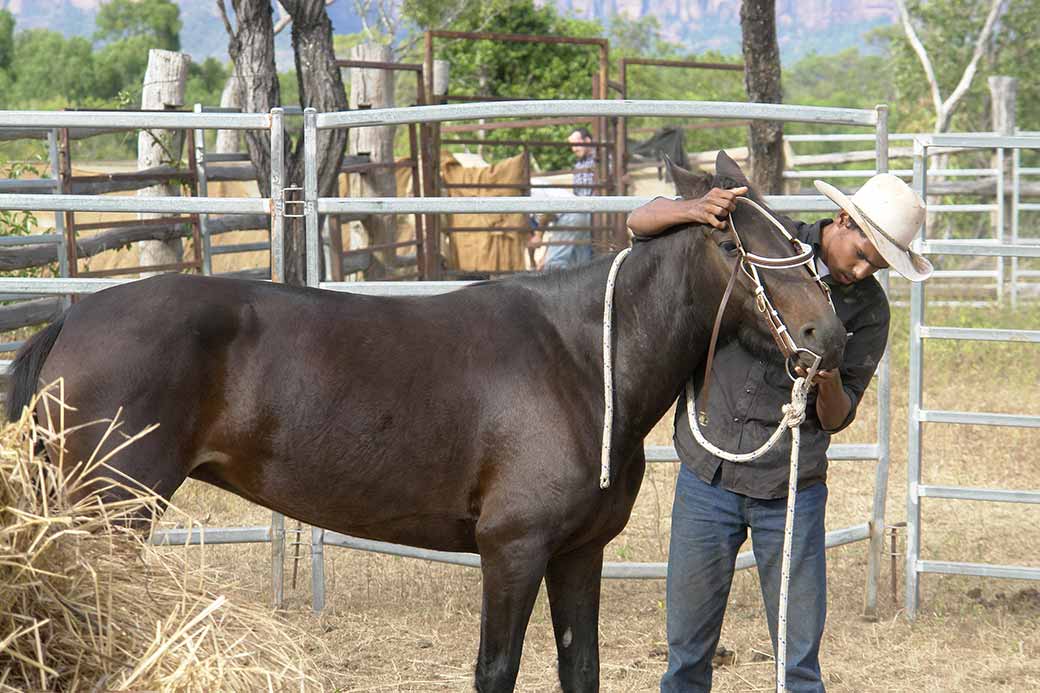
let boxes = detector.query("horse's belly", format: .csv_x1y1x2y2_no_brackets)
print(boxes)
194,453,482,554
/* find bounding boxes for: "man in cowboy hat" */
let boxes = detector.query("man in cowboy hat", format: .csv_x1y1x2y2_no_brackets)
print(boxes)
627,168,931,693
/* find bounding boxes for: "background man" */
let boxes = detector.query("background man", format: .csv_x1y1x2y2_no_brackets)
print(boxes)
533,127,598,271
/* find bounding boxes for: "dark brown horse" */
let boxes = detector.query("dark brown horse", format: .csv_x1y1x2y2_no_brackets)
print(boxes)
6,153,844,692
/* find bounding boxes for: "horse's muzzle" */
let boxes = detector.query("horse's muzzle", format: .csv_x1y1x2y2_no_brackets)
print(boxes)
795,316,846,372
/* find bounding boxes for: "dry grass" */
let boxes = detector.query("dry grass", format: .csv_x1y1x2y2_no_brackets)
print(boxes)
0,385,326,691
7,300,1040,691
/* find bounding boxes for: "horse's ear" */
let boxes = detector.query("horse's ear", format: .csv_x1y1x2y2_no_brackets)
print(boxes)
714,150,764,203
665,156,712,200
711,149,752,185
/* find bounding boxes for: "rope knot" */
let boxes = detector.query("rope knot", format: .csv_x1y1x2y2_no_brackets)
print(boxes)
781,376,810,428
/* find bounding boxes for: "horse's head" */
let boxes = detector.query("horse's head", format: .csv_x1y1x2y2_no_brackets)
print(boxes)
667,152,846,372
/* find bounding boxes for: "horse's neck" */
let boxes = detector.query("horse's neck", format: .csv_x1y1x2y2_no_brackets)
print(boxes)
609,234,718,438
546,231,719,442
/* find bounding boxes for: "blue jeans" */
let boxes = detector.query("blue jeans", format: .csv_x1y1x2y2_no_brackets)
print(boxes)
661,465,828,693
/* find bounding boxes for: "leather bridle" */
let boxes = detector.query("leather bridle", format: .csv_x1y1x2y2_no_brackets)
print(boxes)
698,196,834,424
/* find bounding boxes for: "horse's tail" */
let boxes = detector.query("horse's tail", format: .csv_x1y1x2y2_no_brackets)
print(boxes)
6,313,65,422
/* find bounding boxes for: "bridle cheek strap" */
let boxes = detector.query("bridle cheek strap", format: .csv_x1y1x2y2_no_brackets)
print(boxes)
697,256,742,424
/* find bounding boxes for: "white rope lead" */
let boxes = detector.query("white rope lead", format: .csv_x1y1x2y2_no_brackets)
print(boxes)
600,247,632,489
687,376,812,693
599,238,811,691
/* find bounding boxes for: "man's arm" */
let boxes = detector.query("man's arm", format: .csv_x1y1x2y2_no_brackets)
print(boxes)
812,369,852,431
802,294,891,433
626,186,748,236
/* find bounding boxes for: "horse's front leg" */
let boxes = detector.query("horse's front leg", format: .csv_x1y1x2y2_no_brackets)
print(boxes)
545,544,604,693
473,536,549,692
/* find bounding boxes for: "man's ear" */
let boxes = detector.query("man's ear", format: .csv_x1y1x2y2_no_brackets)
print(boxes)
665,156,712,200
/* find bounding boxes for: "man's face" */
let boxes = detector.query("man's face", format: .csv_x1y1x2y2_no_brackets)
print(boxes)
568,131,593,160
826,211,889,285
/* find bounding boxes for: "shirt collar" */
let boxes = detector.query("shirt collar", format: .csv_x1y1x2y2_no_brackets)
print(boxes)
797,218,832,278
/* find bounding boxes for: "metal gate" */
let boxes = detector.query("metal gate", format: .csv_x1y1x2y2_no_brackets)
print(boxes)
905,133,1040,619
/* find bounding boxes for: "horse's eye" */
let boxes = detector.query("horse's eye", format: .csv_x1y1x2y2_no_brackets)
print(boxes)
719,241,738,254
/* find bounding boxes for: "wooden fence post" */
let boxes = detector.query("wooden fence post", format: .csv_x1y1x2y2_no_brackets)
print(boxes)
138,49,190,274
348,44,397,280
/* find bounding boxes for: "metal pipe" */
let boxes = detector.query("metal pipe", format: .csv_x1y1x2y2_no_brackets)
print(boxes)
315,100,879,130
905,139,928,620
303,108,320,288
270,107,285,284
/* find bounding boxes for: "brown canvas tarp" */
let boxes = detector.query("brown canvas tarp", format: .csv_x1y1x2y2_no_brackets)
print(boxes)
437,152,528,273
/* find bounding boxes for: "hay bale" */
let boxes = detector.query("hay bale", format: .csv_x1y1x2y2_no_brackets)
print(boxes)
0,385,324,691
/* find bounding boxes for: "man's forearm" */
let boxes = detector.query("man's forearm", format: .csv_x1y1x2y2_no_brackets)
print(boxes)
626,197,689,237
815,377,852,431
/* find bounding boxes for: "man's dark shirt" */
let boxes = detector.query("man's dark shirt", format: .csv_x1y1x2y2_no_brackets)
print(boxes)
672,219,890,499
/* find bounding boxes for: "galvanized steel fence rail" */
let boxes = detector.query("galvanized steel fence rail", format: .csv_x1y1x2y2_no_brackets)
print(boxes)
905,133,1040,619
303,99,895,615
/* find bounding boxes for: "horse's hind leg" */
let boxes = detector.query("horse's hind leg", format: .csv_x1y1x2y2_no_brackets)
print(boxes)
474,539,549,692
545,545,604,693
60,418,188,528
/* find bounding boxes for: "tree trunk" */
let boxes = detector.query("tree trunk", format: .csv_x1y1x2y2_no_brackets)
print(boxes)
222,0,348,286
138,49,190,274
349,43,397,279
740,0,784,194
989,76,1016,247
216,72,242,154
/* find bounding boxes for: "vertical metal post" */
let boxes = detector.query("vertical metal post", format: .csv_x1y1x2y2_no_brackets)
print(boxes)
193,104,213,276
996,147,1005,303
1011,147,1020,308
58,128,78,279
271,511,285,608
270,107,285,284
864,104,890,619
311,526,326,612
306,107,324,606
303,108,320,288
47,129,69,295
905,138,928,620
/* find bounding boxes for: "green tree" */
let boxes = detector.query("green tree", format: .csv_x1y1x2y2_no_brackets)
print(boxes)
94,0,181,51
433,0,603,169
9,30,97,106
92,0,182,103
0,10,14,71
185,57,230,108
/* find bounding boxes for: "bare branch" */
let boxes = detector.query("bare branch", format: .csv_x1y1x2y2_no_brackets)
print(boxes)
938,0,1007,131
894,0,943,122
274,0,336,36
377,0,396,37
273,2,292,35
216,0,236,39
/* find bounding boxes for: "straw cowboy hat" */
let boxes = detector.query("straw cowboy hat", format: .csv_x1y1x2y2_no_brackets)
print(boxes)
814,174,933,282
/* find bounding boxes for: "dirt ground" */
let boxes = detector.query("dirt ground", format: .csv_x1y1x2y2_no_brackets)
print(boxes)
141,299,1040,692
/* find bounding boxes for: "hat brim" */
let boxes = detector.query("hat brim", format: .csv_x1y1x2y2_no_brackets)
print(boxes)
814,179,933,282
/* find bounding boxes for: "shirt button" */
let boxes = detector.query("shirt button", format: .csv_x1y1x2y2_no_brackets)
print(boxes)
733,417,740,423
745,388,752,393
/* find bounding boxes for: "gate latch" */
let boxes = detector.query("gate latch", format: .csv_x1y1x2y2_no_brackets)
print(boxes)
282,186,305,218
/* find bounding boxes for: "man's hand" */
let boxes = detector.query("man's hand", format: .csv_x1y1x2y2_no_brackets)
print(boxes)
684,186,748,229
795,366,852,431
794,366,840,388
